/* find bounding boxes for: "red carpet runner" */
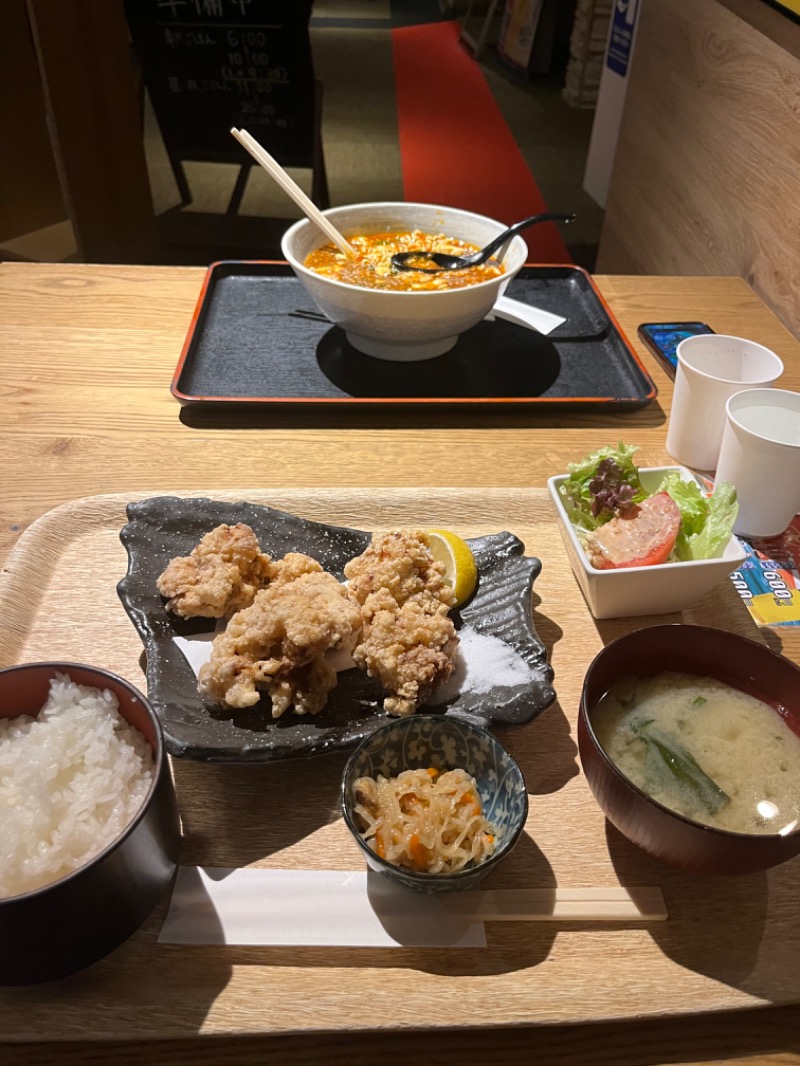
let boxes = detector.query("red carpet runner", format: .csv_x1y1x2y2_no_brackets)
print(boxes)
392,20,571,264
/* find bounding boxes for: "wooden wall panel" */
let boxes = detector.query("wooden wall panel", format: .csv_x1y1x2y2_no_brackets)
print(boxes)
25,0,159,264
597,0,800,338
0,0,65,243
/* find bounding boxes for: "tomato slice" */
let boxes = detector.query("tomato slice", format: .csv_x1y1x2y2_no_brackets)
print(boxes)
584,492,681,570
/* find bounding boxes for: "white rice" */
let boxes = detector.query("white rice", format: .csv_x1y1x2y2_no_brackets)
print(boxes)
0,673,154,899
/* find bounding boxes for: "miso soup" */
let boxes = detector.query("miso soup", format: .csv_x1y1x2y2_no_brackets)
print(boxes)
592,671,800,834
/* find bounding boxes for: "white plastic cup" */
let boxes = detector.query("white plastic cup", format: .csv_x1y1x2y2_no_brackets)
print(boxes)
665,335,784,471
715,388,800,538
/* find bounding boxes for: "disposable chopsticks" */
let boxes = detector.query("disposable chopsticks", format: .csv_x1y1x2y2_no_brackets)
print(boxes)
446,886,668,922
230,127,356,257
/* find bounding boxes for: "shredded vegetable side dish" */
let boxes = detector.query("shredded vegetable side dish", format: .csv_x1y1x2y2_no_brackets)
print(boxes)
352,766,495,874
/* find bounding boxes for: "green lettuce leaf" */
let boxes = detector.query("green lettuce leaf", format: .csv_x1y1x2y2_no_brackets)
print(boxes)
657,472,739,560
558,442,646,532
683,480,739,560
658,471,709,538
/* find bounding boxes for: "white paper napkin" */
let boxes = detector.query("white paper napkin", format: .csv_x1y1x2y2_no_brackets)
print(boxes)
159,867,486,948
159,867,667,949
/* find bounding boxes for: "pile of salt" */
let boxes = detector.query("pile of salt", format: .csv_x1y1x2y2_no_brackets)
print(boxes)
431,627,535,703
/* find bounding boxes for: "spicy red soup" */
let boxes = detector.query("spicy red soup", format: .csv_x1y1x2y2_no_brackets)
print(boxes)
304,230,504,291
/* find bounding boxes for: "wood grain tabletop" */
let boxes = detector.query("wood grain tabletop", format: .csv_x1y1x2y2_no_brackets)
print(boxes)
1,262,800,1066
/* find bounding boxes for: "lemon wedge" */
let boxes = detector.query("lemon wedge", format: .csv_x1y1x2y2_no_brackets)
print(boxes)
428,529,478,607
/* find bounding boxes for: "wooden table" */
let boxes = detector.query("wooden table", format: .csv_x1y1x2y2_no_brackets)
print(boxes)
2,264,800,1066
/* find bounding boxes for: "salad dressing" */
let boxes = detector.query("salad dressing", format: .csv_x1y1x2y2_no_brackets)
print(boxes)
558,444,738,567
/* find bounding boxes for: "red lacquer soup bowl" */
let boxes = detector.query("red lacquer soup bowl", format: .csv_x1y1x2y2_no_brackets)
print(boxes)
579,625,800,875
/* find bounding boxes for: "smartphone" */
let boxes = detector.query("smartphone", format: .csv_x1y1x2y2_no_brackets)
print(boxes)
637,321,715,377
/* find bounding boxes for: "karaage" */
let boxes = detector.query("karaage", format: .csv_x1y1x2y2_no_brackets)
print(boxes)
198,561,362,715
156,523,272,619
344,529,458,716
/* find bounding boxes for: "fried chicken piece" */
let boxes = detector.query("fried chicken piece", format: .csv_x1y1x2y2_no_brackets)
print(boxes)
198,565,362,715
344,530,458,716
264,551,325,586
156,523,273,619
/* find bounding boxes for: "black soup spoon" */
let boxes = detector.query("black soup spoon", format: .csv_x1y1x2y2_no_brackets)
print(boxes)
391,211,576,273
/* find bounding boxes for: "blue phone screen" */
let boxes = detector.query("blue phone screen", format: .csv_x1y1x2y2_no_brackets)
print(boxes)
641,323,714,370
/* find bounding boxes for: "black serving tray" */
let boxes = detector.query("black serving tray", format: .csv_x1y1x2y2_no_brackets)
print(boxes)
171,262,657,409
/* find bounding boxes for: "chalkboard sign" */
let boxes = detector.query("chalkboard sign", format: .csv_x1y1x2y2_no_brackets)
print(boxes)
125,0,318,167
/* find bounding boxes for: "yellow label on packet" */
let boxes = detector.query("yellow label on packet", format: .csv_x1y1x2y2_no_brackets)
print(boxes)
730,515,800,627
747,591,800,627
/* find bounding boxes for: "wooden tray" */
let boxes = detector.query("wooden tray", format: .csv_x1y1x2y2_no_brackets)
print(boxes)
1,488,798,1042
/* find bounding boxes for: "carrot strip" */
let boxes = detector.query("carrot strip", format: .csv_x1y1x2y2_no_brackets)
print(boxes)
409,833,431,871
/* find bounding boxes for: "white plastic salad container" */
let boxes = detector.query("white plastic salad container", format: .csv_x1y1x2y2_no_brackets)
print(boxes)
547,465,747,619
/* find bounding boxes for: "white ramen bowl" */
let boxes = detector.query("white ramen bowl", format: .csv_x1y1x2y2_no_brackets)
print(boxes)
547,465,747,620
281,201,528,361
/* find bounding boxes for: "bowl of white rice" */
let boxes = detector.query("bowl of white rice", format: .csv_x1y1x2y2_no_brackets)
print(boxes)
0,662,181,984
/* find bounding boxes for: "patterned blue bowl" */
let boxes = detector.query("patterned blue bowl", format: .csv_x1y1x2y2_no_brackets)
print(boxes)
341,715,528,893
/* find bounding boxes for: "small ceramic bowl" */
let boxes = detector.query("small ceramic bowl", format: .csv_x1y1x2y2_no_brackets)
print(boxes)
579,625,800,875
341,714,528,893
0,662,181,984
281,201,528,362
547,465,747,619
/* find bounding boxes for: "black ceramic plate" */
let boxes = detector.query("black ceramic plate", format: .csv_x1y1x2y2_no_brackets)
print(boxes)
117,497,556,762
